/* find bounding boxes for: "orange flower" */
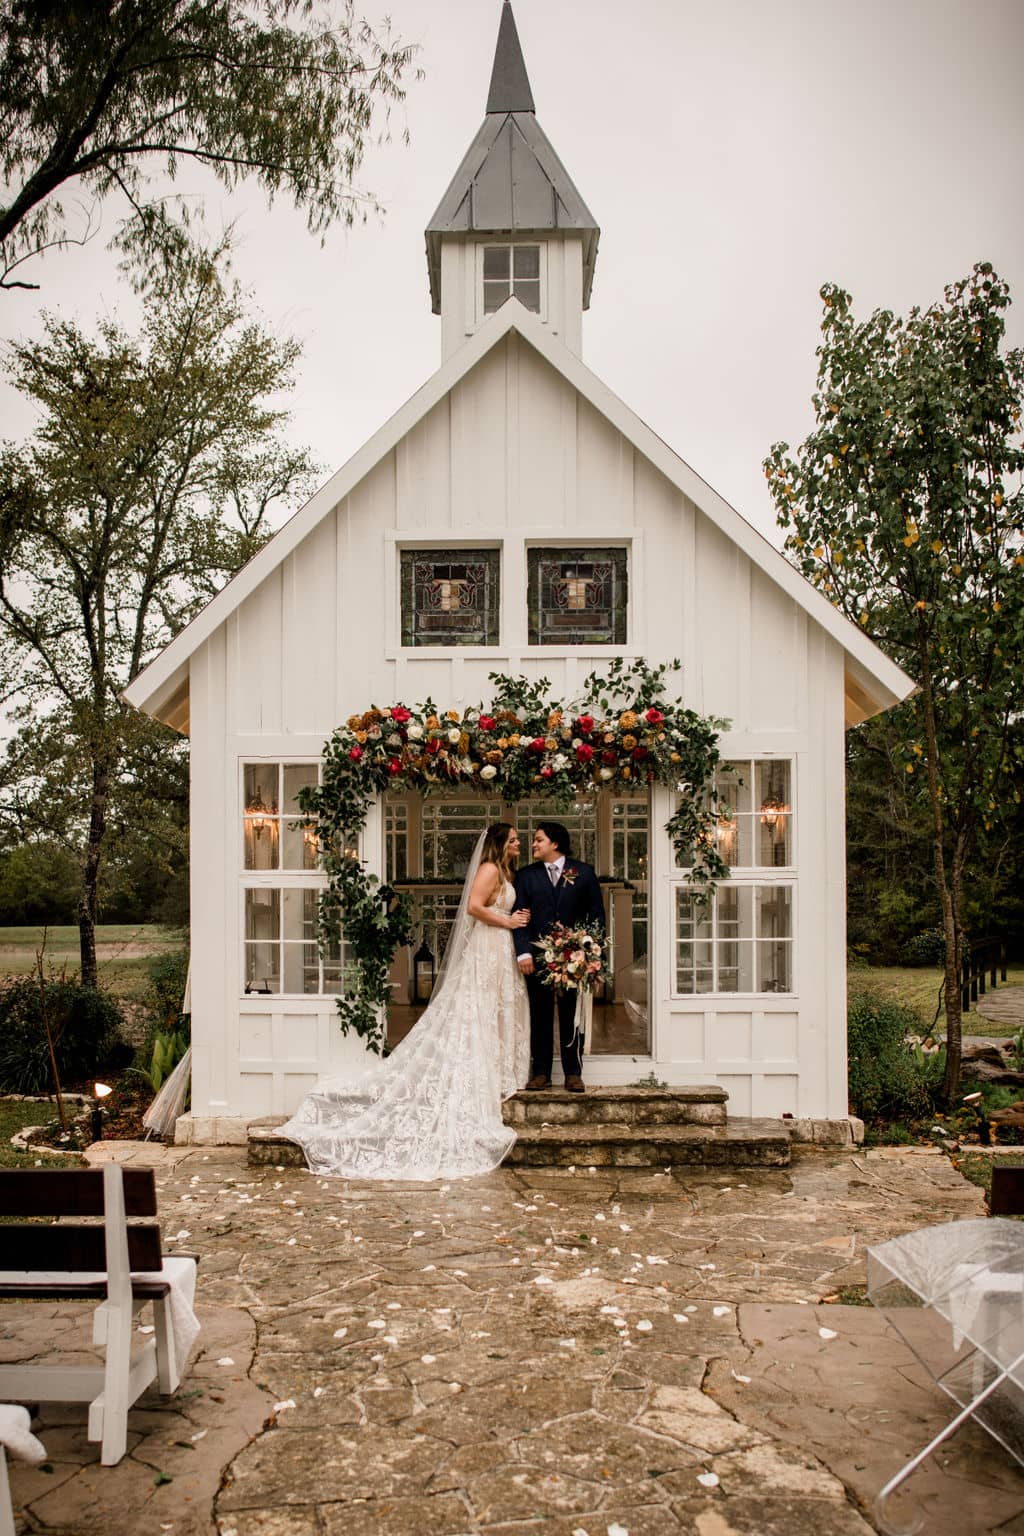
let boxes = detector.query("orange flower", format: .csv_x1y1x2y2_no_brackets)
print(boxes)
622,734,637,751
619,711,639,730
547,709,563,729
544,736,558,751
446,709,461,722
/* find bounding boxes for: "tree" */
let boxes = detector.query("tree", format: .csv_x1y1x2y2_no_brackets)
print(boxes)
0,0,417,289
0,245,317,984
764,262,1024,1100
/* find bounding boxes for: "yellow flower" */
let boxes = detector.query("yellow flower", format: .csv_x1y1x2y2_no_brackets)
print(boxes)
839,444,849,456
497,736,509,749
931,539,942,554
622,734,637,751
855,539,865,552
914,600,927,611
619,711,639,730
547,709,563,729
994,492,1004,508
906,763,914,774
509,733,521,747
544,737,558,751
859,612,869,625
426,714,440,730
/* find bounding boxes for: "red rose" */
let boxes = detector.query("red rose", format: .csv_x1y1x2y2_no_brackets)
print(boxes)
348,746,363,762
601,748,618,765
425,738,441,756
575,743,594,763
577,715,594,734
391,705,411,724
632,746,649,761
387,759,402,776
478,715,496,731
530,737,547,753
645,707,664,725
540,765,554,778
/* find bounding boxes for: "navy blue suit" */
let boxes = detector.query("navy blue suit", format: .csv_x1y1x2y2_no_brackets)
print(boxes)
513,858,605,1082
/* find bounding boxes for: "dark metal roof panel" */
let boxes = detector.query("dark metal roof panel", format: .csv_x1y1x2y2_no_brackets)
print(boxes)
486,2,535,114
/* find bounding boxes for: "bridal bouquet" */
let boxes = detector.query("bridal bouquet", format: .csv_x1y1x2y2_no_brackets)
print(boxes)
536,921,609,993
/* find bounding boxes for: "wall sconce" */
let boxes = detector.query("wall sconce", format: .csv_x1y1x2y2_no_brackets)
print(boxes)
759,796,788,833
413,939,435,1003
246,784,276,838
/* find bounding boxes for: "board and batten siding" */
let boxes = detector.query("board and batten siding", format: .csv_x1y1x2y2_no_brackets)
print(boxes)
184,332,847,1135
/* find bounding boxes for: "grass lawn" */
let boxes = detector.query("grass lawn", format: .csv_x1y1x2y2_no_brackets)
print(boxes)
0,924,184,1004
851,964,1024,1037
0,1097,84,1169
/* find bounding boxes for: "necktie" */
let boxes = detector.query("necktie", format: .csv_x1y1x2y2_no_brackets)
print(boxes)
548,864,560,886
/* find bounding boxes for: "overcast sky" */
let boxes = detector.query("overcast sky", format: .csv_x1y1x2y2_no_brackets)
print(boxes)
3,0,1023,545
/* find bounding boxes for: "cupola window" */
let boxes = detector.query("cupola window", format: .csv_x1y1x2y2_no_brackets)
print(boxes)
483,243,541,313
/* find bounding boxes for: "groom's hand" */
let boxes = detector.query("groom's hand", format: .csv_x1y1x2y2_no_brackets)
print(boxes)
518,955,535,975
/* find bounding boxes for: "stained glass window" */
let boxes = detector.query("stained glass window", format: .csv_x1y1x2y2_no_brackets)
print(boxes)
400,548,500,647
527,546,628,646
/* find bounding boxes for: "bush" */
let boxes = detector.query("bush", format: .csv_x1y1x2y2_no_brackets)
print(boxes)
0,976,130,1094
144,948,190,1038
898,927,947,967
847,989,940,1123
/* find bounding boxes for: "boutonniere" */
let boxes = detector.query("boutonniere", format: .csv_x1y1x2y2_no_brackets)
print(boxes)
561,865,578,887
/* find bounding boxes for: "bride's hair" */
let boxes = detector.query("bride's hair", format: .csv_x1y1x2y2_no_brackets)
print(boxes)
480,822,517,880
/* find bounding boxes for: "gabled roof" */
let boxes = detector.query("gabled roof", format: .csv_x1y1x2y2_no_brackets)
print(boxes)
424,3,599,314
122,302,915,735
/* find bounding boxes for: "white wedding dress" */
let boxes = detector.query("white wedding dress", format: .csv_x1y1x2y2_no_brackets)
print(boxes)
280,842,530,1180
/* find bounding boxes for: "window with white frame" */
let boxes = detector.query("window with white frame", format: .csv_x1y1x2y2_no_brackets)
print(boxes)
673,758,794,996
241,760,350,996
482,243,541,313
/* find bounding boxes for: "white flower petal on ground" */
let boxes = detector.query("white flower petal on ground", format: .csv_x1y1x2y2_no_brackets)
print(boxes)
713,1305,731,1317
421,1354,436,1365
697,1471,720,1488
608,1523,631,1536
731,1370,751,1383
673,1314,689,1324
635,1320,653,1332
273,1399,296,1412
698,1262,716,1271
190,1429,208,1441
559,1338,576,1349
819,1326,838,1340
386,1302,401,1310
333,1328,348,1339
368,1320,386,1329
534,1275,553,1286
313,1387,324,1397
216,1357,235,1367
646,1255,667,1265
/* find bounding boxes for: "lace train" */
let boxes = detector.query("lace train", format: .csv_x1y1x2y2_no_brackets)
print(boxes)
280,882,530,1179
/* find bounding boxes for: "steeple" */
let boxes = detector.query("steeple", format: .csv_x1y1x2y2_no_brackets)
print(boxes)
425,2,599,357
485,1,535,114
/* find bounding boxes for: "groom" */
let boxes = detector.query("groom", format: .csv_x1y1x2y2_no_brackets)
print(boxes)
513,821,605,1093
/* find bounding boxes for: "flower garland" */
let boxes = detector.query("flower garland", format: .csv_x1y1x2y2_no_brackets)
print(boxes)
299,659,729,1053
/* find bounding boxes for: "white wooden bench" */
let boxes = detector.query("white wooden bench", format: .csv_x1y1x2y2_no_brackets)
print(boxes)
0,1164,199,1466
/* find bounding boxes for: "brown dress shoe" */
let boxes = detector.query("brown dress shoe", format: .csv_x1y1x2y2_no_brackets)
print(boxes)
526,1074,551,1091
565,1075,585,1093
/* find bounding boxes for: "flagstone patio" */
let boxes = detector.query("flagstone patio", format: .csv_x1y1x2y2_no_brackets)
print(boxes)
4,1142,1023,1535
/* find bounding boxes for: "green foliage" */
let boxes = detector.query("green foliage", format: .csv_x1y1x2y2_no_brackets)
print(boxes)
144,949,191,1035
1010,1029,1024,1072
899,928,948,967
304,661,728,1053
0,244,317,985
0,0,418,290
847,989,940,1123
0,840,79,924
0,977,129,1094
766,263,1024,1097
130,1030,189,1095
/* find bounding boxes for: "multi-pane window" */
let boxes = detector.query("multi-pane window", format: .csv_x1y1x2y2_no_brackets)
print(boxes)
673,758,795,995
243,763,319,870
384,799,409,882
243,888,347,996
241,760,351,997
421,800,494,879
483,244,540,313
675,886,793,995
528,546,628,646
400,548,500,647
713,760,792,868
515,798,598,868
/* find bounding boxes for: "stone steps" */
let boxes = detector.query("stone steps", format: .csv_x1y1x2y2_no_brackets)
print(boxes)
503,1085,727,1127
505,1118,790,1168
248,1084,791,1169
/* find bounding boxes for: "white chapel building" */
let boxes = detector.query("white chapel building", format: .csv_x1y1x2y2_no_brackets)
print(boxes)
125,3,913,1144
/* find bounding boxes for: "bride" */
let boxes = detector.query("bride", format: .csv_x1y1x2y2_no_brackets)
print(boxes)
280,823,531,1179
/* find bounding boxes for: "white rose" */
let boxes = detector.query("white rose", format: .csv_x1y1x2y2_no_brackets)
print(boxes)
368,726,382,740
464,709,478,723
552,754,568,771
407,723,423,740
599,767,614,780
480,764,497,780
461,758,477,773
447,727,462,743
572,738,582,749
386,732,401,746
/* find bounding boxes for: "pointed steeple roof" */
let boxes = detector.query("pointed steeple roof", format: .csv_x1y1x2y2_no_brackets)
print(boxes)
425,2,599,315
486,1,535,114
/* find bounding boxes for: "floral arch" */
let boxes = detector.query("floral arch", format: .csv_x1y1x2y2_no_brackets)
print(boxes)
300,659,729,1052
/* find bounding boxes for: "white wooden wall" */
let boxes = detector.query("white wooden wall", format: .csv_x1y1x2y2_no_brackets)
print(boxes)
185,333,849,1134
